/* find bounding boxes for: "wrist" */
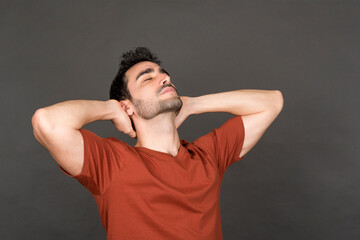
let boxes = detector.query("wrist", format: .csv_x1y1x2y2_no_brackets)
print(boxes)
106,99,121,120
188,96,201,115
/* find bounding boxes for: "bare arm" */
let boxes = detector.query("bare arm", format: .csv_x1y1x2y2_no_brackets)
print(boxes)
31,99,135,176
190,89,283,116
175,89,284,158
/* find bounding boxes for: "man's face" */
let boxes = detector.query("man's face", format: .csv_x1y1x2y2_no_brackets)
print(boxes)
125,61,182,120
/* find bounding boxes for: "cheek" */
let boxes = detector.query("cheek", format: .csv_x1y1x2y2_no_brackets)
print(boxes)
134,87,156,101
142,84,159,95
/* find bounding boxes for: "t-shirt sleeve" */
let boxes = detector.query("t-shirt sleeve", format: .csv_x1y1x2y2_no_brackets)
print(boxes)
192,115,245,177
58,128,127,195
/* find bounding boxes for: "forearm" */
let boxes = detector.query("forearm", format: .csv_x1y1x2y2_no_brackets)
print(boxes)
190,89,283,116
34,100,116,130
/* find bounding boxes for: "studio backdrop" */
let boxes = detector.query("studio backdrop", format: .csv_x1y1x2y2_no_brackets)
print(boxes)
1,1,359,239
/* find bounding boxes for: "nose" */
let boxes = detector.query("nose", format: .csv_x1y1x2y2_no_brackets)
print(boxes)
160,76,176,93
161,76,170,85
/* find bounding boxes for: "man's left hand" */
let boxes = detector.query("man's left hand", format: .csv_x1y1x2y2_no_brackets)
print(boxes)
175,96,193,129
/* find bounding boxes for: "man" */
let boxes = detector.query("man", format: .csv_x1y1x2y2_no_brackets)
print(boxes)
31,47,283,240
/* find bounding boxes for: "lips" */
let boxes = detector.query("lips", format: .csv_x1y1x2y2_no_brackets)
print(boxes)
161,87,176,95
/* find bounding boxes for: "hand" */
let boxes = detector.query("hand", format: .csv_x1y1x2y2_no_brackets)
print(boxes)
175,96,193,129
108,99,137,138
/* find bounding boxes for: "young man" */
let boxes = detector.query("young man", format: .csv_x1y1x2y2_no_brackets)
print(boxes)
31,47,283,240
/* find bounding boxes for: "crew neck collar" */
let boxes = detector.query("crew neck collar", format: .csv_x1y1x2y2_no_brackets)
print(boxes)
133,140,188,159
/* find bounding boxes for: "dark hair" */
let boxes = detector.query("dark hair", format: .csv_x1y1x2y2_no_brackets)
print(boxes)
109,47,162,134
109,47,162,101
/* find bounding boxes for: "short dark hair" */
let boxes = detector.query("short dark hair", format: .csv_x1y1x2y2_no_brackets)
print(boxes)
109,47,162,101
109,47,162,134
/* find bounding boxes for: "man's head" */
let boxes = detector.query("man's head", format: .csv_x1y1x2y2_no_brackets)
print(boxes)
110,47,182,130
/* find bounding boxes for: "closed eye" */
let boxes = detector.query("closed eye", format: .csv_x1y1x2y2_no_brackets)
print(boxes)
145,78,152,81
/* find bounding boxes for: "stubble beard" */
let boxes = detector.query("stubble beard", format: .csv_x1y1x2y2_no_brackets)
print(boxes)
132,96,183,120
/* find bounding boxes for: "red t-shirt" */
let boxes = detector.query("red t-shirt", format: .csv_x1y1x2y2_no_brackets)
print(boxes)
59,115,245,240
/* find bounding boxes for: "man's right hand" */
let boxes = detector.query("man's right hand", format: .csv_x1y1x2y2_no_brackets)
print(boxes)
108,99,137,139
32,99,137,177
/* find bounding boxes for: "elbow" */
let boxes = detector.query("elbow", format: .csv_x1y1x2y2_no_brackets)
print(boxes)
32,108,50,132
273,90,284,112
32,109,43,128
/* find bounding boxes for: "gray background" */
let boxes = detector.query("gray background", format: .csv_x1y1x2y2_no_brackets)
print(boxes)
1,0,359,239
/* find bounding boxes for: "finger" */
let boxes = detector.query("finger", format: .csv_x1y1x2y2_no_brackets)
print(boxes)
129,130,136,138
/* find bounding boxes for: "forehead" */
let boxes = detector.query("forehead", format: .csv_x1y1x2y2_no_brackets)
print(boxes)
125,61,160,82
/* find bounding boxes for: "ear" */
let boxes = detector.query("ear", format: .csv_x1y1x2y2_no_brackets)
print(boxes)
120,99,135,116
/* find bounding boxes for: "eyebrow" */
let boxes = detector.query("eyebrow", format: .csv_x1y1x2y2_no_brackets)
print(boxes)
136,67,170,81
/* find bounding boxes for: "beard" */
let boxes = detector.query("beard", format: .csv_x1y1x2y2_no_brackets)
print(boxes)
132,95,183,120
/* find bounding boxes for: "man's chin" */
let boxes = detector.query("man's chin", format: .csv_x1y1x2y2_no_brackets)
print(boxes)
158,99,182,114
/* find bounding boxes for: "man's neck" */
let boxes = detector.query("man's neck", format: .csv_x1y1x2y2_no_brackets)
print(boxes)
133,113,180,157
